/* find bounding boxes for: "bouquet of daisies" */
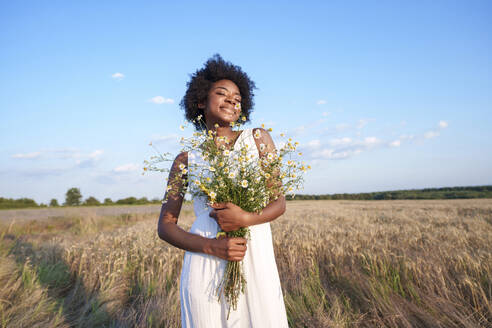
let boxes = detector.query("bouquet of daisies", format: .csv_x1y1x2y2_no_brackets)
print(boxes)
144,116,310,317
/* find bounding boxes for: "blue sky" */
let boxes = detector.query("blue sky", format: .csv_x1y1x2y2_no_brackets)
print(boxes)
1,1,491,204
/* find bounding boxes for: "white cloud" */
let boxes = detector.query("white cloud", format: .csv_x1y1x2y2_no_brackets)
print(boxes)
113,163,140,173
111,72,125,80
362,136,380,146
328,137,352,146
424,131,440,139
294,125,305,135
149,96,174,104
335,123,350,132
399,134,415,140
11,152,42,159
301,135,384,161
316,100,327,105
438,120,448,129
306,139,321,149
389,140,401,147
89,150,104,159
151,134,179,143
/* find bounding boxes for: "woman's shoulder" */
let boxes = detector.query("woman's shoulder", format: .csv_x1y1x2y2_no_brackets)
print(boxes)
173,151,188,166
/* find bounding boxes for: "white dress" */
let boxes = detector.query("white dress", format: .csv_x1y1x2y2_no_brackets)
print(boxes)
180,128,289,328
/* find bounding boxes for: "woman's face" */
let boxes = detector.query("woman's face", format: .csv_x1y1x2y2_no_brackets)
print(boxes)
199,79,242,127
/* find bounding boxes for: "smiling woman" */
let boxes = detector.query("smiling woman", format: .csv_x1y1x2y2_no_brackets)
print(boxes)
157,54,289,327
180,54,256,131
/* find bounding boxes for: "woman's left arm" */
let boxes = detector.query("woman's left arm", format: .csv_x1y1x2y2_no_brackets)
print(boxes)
209,128,286,231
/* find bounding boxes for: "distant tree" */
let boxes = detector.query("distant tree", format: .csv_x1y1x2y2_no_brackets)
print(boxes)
65,187,82,206
103,198,113,205
49,199,59,207
83,196,101,206
137,197,149,204
116,197,137,205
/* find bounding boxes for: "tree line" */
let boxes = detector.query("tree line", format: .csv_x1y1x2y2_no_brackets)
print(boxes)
1,185,491,210
0,187,162,210
287,185,492,200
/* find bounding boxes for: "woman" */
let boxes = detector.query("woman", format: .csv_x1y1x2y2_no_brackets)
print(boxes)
157,54,289,327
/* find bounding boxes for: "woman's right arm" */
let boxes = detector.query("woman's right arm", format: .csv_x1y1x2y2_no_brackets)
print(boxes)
157,151,247,261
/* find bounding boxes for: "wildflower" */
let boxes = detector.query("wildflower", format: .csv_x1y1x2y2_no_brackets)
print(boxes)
180,125,185,131
280,133,285,137
179,163,185,170
287,160,293,166
224,167,230,173
209,166,216,172
268,128,273,132
194,180,201,186
298,152,303,156
267,153,274,161
235,103,241,110
264,173,271,179
230,122,235,127
206,177,211,183
228,172,235,179
254,129,261,139
218,161,225,167
241,180,248,188
181,168,188,175
261,123,265,128
241,116,246,122
197,114,203,120
259,143,266,152
209,191,217,199
223,149,230,156
143,167,148,171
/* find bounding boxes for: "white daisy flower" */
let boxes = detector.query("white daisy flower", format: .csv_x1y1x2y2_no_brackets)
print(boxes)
259,143,266,152
179,163,185,170
209,191,216,199
241,180,248,188
228,172,235,179
254,129,261,139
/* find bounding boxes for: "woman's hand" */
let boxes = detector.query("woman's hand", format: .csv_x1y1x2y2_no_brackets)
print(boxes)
209,202,250,232
209,235,247,261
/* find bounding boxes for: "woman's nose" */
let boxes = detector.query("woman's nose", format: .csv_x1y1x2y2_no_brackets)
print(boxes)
225,97,235,105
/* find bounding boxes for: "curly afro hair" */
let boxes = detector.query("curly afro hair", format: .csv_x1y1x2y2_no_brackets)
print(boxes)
180,54,257,130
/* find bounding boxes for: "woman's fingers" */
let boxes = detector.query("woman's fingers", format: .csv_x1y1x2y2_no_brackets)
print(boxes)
226,237,247,261
213,237,247,261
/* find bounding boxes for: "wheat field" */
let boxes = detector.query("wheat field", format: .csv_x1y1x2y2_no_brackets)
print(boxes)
0,199,491,327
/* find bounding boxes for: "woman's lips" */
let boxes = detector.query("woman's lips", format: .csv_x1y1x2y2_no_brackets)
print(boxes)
220,107,235,115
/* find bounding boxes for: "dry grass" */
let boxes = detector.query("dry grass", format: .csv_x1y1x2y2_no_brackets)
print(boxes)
0,199,491,327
